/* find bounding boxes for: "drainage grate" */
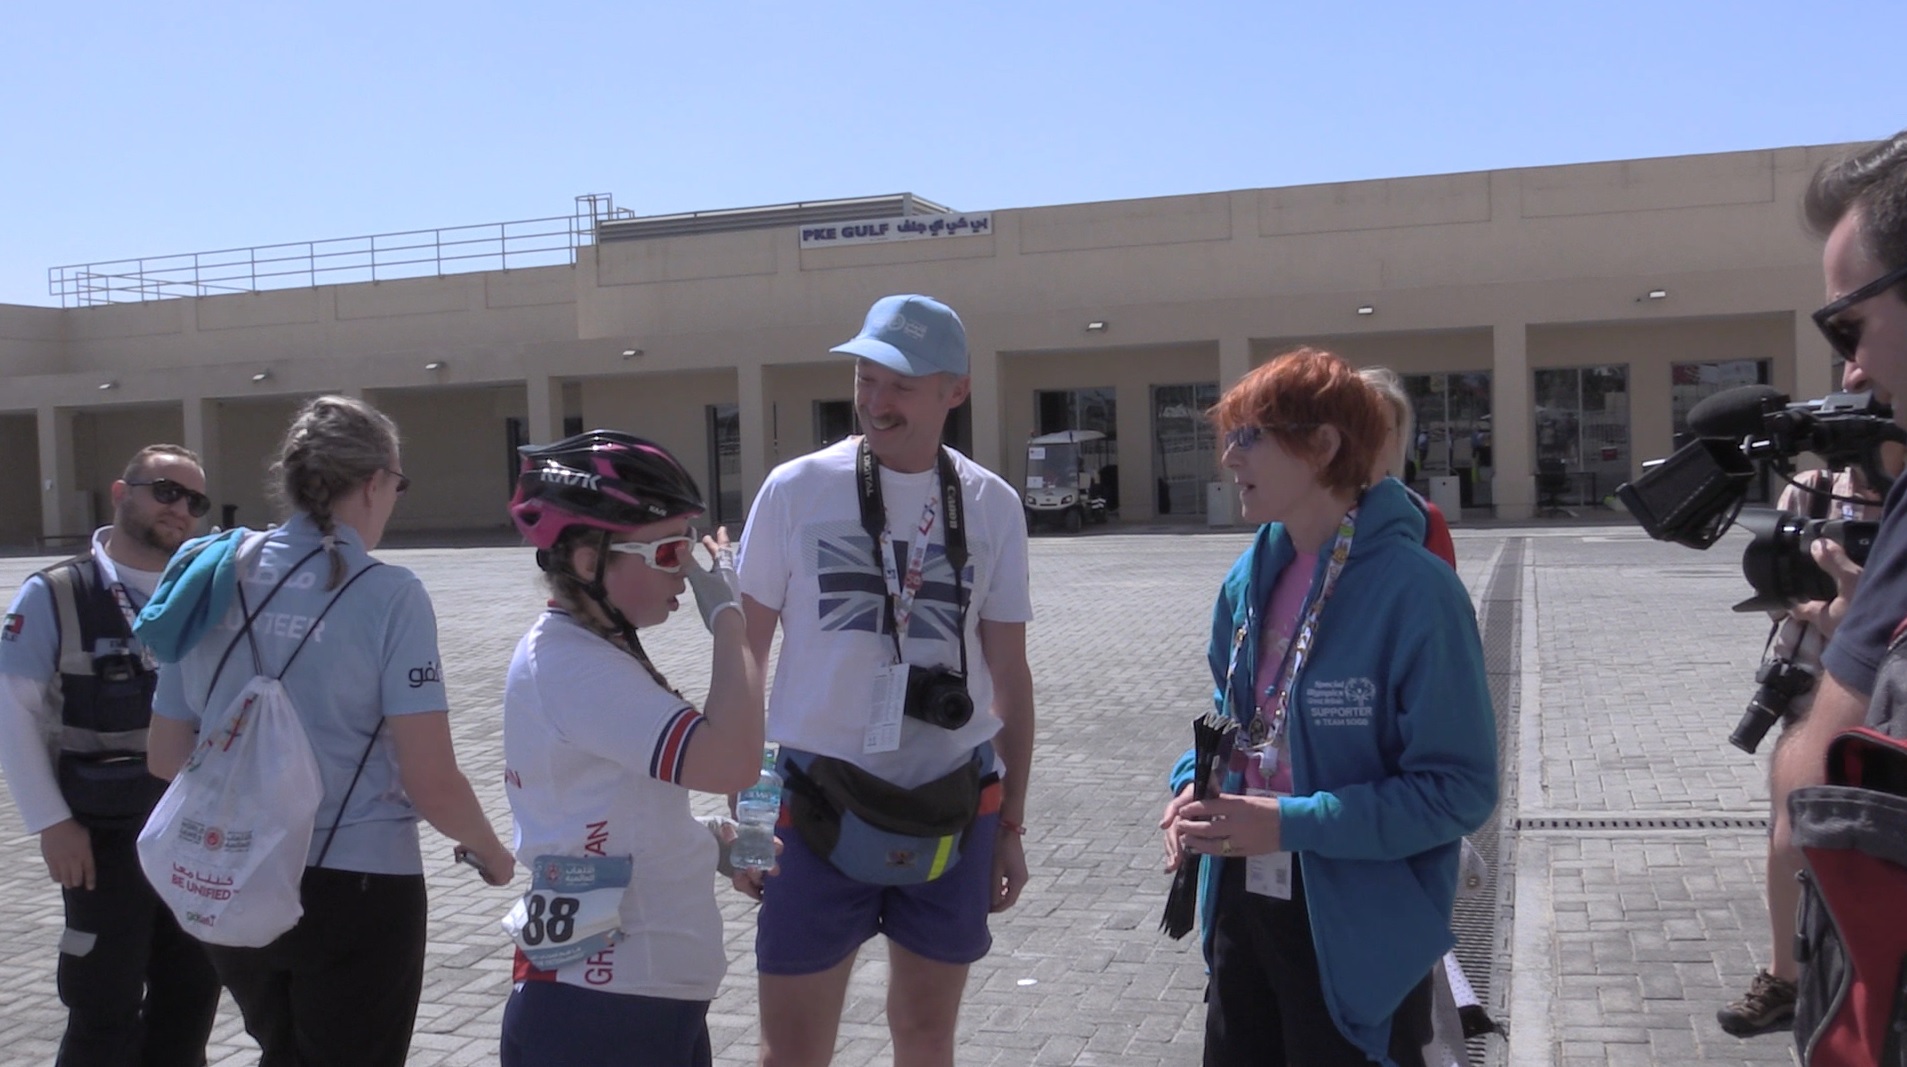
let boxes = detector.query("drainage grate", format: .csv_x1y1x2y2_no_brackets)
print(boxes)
1460,538,1525,1067
1515,814,1769,832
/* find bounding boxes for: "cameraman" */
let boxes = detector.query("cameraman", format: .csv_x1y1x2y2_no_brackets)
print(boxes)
1718,365,1882,1038
1762,128,1907,1033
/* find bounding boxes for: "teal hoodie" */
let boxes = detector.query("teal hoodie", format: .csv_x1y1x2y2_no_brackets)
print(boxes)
1170,477,1498,1064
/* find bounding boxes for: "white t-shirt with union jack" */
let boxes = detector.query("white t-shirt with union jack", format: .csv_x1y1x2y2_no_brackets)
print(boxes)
736,438,1034,789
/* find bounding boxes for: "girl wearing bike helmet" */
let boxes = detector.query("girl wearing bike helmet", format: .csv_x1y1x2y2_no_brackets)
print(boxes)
498,430,765,1067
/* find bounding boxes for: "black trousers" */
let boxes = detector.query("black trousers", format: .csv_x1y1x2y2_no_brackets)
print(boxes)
1204,858,1432,1067
204,867,428,1067
57,824,220,1067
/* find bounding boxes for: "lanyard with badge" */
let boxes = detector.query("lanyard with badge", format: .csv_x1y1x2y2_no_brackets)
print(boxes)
855,438,968,754
1219,507,1357,899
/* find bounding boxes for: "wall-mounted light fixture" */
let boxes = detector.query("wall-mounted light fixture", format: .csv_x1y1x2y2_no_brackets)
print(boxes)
97,380,117,391
1085,321,1108,332
250,370,272,383
1356,305,1376,316
621,348,643,359
1647,289,1668,300
424,360,446,371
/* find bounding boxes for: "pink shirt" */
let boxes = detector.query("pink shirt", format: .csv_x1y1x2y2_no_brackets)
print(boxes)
1245,549,1315,795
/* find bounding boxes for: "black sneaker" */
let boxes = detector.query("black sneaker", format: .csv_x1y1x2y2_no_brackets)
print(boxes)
1717,969,1797,1037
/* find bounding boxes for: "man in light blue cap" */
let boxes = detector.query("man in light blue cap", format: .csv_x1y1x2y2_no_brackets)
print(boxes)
733,294,1037,1066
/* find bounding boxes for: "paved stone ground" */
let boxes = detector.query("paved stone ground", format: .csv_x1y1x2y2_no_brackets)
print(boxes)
0,521,1813,1065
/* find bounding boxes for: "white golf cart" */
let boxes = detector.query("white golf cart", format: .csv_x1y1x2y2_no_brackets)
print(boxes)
1023,430,1114,533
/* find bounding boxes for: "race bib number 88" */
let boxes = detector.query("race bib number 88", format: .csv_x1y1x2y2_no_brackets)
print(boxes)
502,854,633,971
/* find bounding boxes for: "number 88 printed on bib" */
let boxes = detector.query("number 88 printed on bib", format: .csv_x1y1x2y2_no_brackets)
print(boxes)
502,854,634,971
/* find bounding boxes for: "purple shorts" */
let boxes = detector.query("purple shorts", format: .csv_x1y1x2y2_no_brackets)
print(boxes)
755,767,999,976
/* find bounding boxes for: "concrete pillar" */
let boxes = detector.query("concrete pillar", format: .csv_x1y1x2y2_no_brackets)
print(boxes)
37,404,78,540
526,373,560,444
737,363,768,504
182,396,221,502
1795,308,1837,396
1493,322,1534,520
1219,335,1251,391
969,345,1002,475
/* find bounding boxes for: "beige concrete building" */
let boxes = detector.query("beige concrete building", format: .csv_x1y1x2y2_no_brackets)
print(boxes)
0,143,1854,547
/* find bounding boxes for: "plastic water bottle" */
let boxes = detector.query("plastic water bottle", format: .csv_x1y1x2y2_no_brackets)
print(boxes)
732,747,781,872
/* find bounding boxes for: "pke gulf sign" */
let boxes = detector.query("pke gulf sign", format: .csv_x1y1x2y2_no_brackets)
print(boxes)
799,212,993,249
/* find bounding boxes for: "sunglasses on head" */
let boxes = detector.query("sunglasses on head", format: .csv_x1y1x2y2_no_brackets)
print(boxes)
606,534,695,572
126,478,210,518
1223,423,1319,451
1813,263,1907,359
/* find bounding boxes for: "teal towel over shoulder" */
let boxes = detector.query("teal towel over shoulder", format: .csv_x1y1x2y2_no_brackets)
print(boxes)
134,527,250,663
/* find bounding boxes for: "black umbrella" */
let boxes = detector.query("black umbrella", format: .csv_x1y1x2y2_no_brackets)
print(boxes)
1160,710,1237,939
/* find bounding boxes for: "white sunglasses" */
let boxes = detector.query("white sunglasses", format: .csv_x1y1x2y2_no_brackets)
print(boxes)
605,534,696,572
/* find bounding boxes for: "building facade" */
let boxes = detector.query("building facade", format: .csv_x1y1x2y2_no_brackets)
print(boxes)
0,143,1852,545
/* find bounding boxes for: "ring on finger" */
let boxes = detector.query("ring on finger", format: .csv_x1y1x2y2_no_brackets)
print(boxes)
1220,837,1234,857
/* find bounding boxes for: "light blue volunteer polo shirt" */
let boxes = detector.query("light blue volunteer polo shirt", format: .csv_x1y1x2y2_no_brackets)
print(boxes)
152,513,450,876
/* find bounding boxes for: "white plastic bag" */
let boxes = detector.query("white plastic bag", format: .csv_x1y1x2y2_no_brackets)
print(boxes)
138,675,324,947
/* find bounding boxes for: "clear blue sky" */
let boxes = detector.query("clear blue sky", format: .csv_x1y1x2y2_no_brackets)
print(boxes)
2,0,1899,308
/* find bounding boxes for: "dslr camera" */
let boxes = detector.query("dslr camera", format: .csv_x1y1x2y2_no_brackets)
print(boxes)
1730,658,1817,755
903,665,973,730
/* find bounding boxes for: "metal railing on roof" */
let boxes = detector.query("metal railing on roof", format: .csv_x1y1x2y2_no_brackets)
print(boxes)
47,193,628,307
45,191,952,307
595,193,953,242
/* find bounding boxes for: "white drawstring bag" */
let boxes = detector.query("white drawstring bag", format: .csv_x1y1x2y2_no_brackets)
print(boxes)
138,674,324,946
138,541,383,947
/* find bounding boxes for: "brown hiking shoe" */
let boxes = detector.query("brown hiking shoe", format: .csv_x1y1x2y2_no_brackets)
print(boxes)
1717,969,1797,1037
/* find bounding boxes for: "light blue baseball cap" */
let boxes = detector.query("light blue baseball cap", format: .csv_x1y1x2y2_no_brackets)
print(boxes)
830,294,969,377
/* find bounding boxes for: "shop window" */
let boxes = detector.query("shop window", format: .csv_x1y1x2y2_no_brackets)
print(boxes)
1401,371,1493,508
1036,387,1116,438
1151,383,1217,516
707,404,741,526
504,417,528,493
1533,365,1630,506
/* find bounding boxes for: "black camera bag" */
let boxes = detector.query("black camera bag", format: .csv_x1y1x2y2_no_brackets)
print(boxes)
782,745,997,886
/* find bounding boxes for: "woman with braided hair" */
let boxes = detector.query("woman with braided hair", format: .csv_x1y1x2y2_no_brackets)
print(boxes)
148,394,514,1067
498,430,765,1067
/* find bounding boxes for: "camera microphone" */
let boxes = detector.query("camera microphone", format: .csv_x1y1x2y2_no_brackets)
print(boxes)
1688,385,1787,439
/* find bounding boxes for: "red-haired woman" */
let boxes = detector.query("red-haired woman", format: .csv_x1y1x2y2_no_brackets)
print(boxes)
1160,347,1499,1067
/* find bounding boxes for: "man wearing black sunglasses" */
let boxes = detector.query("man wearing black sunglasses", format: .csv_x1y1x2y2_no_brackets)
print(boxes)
1763,130,1907,1057
0,443,218,1067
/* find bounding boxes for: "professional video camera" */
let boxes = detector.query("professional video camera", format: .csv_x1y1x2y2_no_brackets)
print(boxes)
1617,385,1903,753
1619,385,1895,566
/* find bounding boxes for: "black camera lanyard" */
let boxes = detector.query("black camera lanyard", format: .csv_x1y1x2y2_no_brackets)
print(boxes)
855,438,969,680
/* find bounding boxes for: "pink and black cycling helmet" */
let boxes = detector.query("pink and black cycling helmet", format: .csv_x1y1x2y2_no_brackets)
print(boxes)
509,430,705,553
